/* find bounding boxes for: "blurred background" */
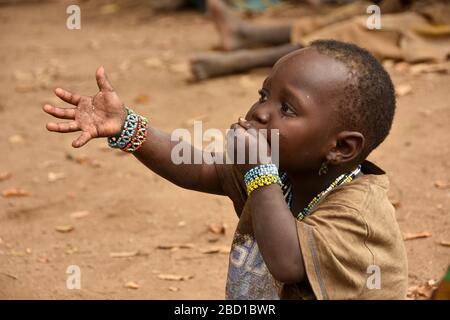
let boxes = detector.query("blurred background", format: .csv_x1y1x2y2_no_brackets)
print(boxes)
0,0,449,299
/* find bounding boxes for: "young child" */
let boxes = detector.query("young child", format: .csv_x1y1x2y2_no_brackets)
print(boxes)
43,39,408,300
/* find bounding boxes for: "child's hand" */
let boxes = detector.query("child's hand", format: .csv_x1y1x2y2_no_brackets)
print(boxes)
228,117,272,175
43,66,127,148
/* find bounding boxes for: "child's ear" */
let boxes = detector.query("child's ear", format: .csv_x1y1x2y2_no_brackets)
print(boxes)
327,131,365,165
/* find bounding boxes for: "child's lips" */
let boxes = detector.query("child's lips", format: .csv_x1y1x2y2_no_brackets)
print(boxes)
237,119,272,148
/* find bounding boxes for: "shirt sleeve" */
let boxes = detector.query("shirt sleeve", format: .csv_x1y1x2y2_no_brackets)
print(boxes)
296,189,373,300
214,161,247,218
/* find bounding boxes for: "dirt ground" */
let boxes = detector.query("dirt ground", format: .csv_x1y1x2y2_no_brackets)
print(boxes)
0,1,449,299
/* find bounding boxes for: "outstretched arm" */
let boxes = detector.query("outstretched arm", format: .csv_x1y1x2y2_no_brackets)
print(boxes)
132,128,224,194
43,66,224,195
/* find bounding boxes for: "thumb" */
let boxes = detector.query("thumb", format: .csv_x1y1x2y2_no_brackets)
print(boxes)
96,66,114,92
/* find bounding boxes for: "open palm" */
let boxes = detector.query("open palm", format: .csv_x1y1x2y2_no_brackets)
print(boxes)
43,66,127,148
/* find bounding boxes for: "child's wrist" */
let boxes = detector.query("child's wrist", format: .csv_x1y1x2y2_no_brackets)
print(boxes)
108,107,148,153
244,164,282,196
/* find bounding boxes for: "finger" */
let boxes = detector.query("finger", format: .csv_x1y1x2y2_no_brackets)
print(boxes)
42,104,76,120
96,66,114,92
46,121,80,133
72,132,91,148
238,117,251,129
229,123,246,133
54,88,81,106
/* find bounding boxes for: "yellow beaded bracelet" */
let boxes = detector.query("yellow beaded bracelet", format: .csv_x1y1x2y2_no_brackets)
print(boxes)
246,173,281,196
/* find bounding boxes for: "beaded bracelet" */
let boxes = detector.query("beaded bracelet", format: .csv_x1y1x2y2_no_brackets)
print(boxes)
108,107,148,153
244,164,282,196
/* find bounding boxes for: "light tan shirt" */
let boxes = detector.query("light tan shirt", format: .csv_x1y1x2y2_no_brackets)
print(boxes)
216,161,408,299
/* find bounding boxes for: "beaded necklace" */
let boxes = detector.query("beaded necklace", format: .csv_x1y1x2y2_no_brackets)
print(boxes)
280,165,362,221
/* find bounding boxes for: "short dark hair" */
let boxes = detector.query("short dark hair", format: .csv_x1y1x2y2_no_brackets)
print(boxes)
311,39,396,160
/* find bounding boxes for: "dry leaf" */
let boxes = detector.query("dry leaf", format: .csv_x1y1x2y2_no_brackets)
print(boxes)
124,281,139,289
0,272,18,280
55,225,75,233
157,274,194,281
200,245,230,254
157,243,195,250
179,244,195,249
438,240,450,247
110,250,144,258
8,134,25,144
168,286,180,292
2,187,29,197
200,248,220,254
67,192,77,199
66,154,102,168
0,172,12,181
37,257,49,263
144,57,164,69
407,280,438,299
48,172,66,182
177,221,186,227
403,231,432,241
90,160,102,168
434,180,448,189
390,199,401,209
64,245,78,255
70,210,90,219
208,222,227,235
133,94,150,104
10,250,27,257
395,84,412,97
157,244,175,250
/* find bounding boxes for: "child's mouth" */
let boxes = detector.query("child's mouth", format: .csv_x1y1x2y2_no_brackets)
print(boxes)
237,118,272,148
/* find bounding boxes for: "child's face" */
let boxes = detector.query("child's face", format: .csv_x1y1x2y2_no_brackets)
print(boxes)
244,47,350,173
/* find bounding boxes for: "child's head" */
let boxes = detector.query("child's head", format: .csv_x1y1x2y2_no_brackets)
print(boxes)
245,39,396,174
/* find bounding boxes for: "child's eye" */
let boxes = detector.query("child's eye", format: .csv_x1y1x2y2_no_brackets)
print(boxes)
281,103,295,115
258,89,268,103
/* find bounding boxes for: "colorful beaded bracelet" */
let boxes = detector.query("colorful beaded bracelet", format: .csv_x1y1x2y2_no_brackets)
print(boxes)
244,164,282,196
108,107,148,153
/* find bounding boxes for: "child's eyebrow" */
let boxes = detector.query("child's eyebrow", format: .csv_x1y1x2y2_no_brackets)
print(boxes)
262,77,271,88
283,84,308,110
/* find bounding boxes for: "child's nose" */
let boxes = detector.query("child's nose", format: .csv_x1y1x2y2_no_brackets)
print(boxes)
252,106,271,125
